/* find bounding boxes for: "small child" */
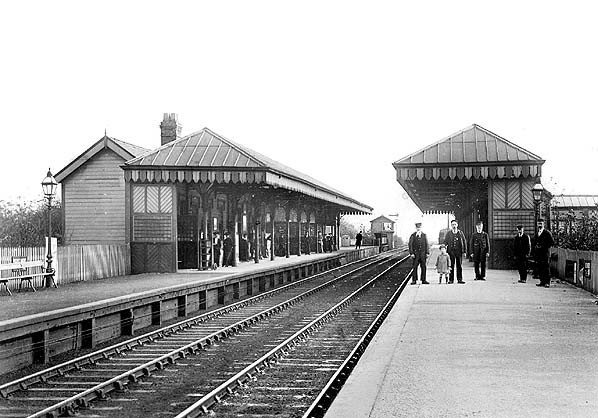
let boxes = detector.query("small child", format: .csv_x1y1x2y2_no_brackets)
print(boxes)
435,244,452,284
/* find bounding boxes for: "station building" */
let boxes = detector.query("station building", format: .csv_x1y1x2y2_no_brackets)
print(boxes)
393,124,549,268
55,114,372,274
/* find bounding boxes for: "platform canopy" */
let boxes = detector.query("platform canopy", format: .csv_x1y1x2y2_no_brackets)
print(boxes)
123,127,372,214
392,124,545,213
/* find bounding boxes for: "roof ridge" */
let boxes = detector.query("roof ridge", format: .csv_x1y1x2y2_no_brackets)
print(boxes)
392,124,476,164
126,129,201,165
393,124,544,165
473,125,543,161
200,128,267,168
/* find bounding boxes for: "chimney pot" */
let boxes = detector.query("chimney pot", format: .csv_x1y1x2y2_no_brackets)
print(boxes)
160,113,182,146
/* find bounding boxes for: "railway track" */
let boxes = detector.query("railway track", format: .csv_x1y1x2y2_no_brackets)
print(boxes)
0,249,407,418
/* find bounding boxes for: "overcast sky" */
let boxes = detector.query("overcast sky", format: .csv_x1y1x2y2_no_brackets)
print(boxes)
1,1,596,238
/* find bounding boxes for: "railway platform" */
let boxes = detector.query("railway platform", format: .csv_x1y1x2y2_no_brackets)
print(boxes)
326,247,598,418
0,248,364,322
0,247,377,374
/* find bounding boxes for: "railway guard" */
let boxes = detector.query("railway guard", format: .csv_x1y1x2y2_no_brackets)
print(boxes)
408,222,429,284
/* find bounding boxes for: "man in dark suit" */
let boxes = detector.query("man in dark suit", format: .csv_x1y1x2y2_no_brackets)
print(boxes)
534,218,554,287
408,222,429,285
513,224,531,283
469,220,490,280
222,232,234,267
444,219,467,284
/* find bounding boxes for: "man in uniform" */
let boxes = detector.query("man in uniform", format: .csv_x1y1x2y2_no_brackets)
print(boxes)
444,219,467,284
408,222,429,285
534,218,554,287
469,220,490,280
513,224,531,283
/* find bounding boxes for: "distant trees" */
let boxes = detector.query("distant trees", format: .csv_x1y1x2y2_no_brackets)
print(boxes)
339,218,359,238
0,199,62,247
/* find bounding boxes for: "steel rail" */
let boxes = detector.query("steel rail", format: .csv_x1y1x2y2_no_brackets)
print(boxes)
22,252,402,418
0,250,397,399
173,253,411,418
302,266,413,418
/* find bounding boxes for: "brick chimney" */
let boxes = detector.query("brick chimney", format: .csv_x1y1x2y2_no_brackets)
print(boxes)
160,113,182,146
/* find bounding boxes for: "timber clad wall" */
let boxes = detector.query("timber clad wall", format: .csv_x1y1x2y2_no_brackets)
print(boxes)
63,149,127,244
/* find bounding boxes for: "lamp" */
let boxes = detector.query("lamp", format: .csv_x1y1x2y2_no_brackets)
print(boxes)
531,182,543,239
41,169,58,287
532,182,544,203
42,169,58,199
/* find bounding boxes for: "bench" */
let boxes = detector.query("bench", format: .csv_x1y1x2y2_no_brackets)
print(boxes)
0,258,57,296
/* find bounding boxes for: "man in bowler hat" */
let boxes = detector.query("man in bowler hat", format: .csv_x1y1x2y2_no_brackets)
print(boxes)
408,222,429,284
513,224,531,283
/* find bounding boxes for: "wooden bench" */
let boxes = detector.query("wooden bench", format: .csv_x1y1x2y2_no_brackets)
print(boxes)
0,258,57,296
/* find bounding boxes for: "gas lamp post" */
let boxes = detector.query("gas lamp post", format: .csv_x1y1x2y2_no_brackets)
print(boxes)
41,169,58,287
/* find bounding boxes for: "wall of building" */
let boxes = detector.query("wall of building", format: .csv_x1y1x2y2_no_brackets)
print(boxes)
63,149,127,244
488,178,537,269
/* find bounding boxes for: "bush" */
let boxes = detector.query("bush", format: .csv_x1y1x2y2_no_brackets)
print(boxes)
554,213,598,251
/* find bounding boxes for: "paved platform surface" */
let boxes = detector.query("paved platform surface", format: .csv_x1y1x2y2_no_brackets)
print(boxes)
327,248,598,418
0,250,351,323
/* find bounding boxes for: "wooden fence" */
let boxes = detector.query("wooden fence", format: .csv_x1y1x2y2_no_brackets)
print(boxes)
0,244,130,290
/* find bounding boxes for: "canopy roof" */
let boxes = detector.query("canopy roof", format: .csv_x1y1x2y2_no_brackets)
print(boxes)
552,195,598,208
392,124,545,213
393,124,543,168
124,127,372,214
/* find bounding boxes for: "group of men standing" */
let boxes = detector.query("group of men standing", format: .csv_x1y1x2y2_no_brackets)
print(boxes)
408,218,554,287
513,218,554,287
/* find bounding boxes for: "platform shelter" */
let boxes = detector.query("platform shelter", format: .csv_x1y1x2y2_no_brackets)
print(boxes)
121,114,372,273
393,124,547,268
56,114,372,274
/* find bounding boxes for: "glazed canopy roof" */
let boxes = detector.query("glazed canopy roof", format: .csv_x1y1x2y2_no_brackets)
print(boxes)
552,195,598,208
392,124,545,213
124,127,372,214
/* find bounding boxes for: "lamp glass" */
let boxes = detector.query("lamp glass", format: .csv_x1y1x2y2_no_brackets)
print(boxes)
41,169,58,199
531,183,543,202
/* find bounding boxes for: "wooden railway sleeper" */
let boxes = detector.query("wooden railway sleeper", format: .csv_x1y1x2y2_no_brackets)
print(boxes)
6,256,399,414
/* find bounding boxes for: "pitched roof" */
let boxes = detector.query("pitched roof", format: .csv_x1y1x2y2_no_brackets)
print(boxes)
125,128,372,214
55,136,151,183
370,215,395,224
552,195,598,208
393,124,544,166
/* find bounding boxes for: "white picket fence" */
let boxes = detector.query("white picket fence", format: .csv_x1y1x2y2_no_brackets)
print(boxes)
0,244,130,291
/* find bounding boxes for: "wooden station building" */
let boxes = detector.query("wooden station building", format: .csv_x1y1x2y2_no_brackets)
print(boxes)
56,114,372,274
393,124,548,268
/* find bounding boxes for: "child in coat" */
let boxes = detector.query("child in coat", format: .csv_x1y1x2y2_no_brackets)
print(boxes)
435,245,452,284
